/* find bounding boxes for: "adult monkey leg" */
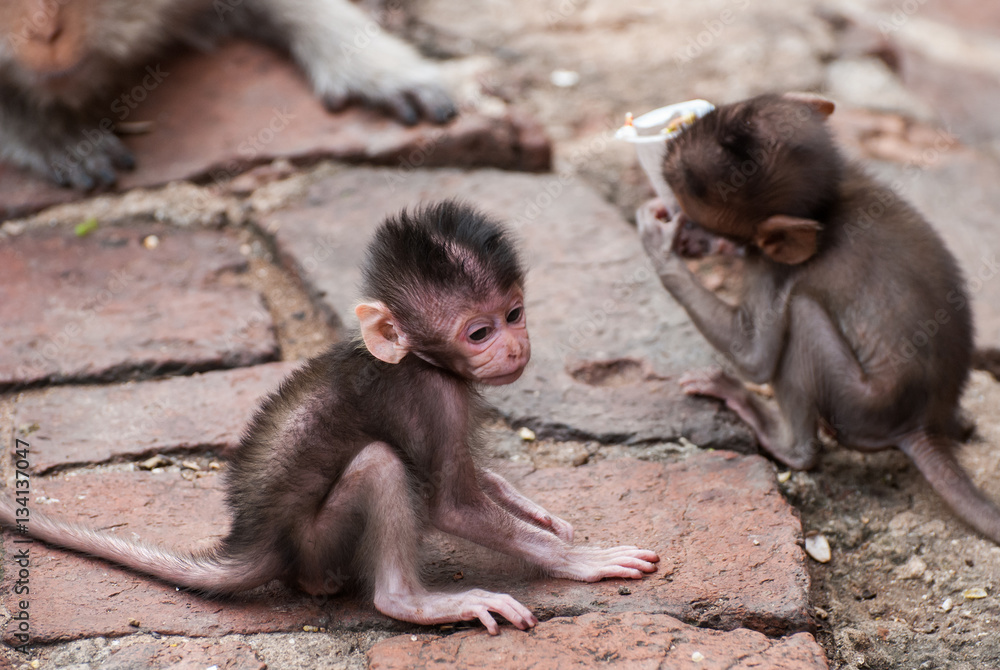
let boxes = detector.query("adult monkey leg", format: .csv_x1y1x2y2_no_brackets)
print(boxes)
298,441,536,634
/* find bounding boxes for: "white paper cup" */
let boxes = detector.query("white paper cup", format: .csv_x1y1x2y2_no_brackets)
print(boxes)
615,99,715,213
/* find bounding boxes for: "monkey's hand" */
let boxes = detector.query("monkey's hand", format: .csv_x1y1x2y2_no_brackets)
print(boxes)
550,545,660,582
480,469,574,542
375,588,536,636
0,103,134,190
278,1,456,125
636,198,685,273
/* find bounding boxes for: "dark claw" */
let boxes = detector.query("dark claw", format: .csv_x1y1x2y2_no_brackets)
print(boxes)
385,94,420,126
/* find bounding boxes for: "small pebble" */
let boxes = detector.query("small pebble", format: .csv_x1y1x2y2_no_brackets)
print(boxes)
940,597,954,612
550,69,580,87
804,533,832,563
138,455,171,470
128,618,141,627
776,471,791,483
618,585,632,596
517,427,536,442
896,556,927,580
963,587,988,600
814,607,829,620
691,651,705,662
453,571,464,581
143,235,160,249
180,460,201,471
303,625,319,632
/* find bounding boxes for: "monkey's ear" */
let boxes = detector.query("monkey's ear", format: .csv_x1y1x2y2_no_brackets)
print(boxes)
782,92,835,118
755,215,822,265
355,302,410,364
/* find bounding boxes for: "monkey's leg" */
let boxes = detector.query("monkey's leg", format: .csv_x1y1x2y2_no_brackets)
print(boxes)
430,473,658,582
0,98,134,189
243,0,455,125
479,469,574,542
299,441,536,635
680,368,821,470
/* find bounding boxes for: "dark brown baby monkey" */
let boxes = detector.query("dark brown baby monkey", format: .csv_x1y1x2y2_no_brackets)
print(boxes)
0,201,658,634
638,93,1000,543
0,0,456,189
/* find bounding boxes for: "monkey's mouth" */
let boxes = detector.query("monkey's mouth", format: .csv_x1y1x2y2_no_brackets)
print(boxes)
479,368,526,386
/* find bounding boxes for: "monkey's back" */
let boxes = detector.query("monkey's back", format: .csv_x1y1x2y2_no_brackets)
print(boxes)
219,338,475,559
798,165,973,433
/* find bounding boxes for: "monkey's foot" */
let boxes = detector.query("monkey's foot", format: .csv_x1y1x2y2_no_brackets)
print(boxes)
4,119,135,190
373,587,536,635
551,545,660,583
679,368,747,403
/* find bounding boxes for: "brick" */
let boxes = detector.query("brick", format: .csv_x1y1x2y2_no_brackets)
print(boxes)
0,224,278,390
368,612,828,670
14,362,299,473
0,41,550,221
1,454,808,643
262,167,755,450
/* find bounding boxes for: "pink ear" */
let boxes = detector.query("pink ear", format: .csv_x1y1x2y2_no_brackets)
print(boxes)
782,92,835,118
355,302,409,364
754,215,822,265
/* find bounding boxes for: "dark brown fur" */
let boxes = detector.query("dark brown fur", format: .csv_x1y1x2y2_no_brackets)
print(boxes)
638,93,1000,543
1,201,658,634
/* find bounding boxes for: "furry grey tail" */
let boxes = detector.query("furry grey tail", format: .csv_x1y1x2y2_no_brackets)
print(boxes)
899,431,1000,544
0,497,275,594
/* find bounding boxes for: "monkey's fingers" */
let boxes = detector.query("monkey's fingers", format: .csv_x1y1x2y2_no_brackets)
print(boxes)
636,198,681,262
407,84,458,125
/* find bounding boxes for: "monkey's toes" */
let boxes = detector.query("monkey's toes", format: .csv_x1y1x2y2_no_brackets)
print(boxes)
679,369,741,399
410,84,457,124
381,86,456,126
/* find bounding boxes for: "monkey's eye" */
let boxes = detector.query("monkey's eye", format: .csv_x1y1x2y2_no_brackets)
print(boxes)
506,307,523,324
469,326,493,342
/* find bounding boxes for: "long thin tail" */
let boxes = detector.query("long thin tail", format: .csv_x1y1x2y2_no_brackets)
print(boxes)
0,497,277,594
899,431,1000,544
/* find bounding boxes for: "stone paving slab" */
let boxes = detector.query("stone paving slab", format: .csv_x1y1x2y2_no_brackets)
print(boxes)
0,223,278,391
0,41,550,221
262,167,754,450
368,612,828,670
1,453,808,643
14,362,299,474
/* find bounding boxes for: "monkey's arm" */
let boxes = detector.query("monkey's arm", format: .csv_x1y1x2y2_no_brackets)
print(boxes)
244,0,455,124
636,199,788,383
0,93,134,189
429,452,657,582
479,469,574,542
